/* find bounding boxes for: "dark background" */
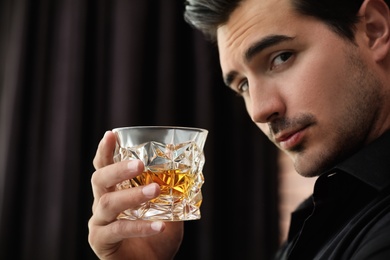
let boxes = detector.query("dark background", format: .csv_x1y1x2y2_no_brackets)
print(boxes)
0,0,280,259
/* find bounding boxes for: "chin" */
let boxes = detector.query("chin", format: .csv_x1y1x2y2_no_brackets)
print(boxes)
292,152,329,178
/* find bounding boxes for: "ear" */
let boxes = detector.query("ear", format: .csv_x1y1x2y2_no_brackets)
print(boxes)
358,0,390,62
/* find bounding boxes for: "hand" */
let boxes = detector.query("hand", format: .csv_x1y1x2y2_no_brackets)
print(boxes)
88,131,184,260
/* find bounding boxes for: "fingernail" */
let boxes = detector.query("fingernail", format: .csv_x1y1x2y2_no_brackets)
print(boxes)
127,161,138,170
127,160,144,172
151,221,163,231
142,183,157,198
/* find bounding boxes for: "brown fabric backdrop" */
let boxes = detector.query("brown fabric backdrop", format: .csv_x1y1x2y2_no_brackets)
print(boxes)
0,0,280,259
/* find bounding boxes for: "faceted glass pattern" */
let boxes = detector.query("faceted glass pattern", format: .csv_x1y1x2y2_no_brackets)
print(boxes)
113,126,208,221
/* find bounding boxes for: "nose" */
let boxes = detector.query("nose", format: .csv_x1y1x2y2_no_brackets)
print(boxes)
246,83,285,124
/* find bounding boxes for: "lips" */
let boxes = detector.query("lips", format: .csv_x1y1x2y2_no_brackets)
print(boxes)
275,127,306,150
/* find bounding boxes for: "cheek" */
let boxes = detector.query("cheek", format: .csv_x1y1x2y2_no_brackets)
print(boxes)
257,123,270,136
289,39,348,102
284,59,347,114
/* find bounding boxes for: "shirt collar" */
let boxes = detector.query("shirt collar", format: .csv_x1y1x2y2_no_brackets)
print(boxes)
326,130,390,191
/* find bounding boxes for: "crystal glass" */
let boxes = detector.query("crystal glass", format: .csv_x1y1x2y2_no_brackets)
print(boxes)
113,126,208,221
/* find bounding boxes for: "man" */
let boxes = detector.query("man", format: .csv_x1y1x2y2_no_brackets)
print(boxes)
88,0,390,258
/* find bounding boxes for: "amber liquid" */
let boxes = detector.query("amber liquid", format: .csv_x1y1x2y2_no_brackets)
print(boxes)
117,168,201,205
116,167,204,220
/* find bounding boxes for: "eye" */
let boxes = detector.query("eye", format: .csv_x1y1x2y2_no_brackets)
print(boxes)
271,51,293,70
237,80,249,94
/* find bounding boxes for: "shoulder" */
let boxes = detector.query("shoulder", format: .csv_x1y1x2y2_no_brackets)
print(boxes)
350,222,390,259
349,191,390,259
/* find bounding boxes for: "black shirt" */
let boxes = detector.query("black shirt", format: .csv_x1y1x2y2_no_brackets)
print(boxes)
275,131,390,259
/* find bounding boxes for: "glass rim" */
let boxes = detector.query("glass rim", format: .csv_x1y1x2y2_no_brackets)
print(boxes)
112,125,208,133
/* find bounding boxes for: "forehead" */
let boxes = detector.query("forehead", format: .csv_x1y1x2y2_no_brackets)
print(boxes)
217,0,295,48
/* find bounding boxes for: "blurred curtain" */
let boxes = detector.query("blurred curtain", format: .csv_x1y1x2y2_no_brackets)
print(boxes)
0,0,280,259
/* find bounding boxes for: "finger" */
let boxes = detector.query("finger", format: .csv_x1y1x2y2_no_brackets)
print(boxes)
93,183,161,225
92,159,145,193
91,159,145,211
88,218,166,248
93,131,117,170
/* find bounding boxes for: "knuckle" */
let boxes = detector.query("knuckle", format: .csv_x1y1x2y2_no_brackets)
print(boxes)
87,220,98,246
90,172,98,186
92,155,101,170
110,220,146,237
98,193,112,210
110,220,131,236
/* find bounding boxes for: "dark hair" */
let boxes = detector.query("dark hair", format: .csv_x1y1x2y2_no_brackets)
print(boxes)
184,0,390,43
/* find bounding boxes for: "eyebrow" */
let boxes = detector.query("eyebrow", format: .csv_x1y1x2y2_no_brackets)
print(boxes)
223,34,295,87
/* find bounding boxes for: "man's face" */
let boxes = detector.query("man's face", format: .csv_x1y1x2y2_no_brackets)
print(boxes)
217,0,383,177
